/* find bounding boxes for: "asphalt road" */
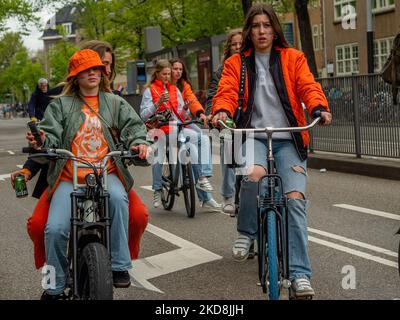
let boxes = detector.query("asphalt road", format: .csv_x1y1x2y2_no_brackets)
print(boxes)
0,117,399,301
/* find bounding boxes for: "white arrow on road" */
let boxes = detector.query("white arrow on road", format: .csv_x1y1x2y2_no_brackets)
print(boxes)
129,223,222,293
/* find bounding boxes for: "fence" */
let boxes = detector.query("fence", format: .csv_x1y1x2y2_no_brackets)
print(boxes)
311,74,400,159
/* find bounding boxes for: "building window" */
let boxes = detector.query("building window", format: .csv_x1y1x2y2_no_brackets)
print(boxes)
372,0,395,13
374,37,394,72
62,23,72,35
336,43,359,75
313,24,323,51
334,0,356,21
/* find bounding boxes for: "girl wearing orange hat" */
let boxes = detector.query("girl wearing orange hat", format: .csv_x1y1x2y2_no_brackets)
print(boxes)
26,49,149,299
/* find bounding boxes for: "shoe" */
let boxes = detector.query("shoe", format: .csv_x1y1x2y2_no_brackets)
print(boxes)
291,277,315,298
196,177,214,192
200,198,222,212
153,190,162,208
232,234,254,262
222,197,235,216
112,270,131,288
40,291,68,300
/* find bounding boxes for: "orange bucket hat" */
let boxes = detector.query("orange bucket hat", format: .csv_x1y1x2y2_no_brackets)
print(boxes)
67,49,106,80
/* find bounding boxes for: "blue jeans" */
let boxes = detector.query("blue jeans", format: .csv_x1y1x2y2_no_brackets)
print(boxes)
237,138,311,280
44,174,131,295
152,125,213,202
220,140,236,198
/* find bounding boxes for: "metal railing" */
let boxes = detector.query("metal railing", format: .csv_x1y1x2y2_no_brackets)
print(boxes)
311,74,400,159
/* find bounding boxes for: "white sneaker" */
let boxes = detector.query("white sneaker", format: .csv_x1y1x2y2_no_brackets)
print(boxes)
222,197,235,216
153,190,162,208
196,177,214,192
291,277,315,298
200,198,222,212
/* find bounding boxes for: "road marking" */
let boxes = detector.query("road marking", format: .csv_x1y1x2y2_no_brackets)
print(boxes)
309,236,398,268
129,223,222,293
0,173,10,181
140,185,153,192
8,150,15,155
308,228,398,258
334,204,400,221
16,165,23,169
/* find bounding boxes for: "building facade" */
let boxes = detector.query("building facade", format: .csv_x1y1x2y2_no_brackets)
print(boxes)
324,0,399,76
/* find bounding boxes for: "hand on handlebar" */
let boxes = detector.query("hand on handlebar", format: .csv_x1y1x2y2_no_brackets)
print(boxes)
211,111,228,128
26,130,45,150
131,144,150,160
319,111,332,126
198,113,209,128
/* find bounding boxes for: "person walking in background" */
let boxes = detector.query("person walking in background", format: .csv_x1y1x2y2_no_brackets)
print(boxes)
206,28,242,215
28,78,51,122
170,58,221,211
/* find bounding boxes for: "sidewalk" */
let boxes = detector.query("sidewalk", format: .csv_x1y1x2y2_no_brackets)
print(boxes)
308,151,400,181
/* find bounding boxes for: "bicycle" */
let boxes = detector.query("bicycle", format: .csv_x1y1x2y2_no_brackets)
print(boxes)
218,113,321,300
156,119,204,218
24,147,148,300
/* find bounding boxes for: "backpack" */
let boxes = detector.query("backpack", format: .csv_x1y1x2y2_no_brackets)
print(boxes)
381,33,400,105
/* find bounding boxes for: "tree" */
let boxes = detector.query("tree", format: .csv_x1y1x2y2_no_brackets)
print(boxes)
294,0,318,77
48,39,78,85
242,0,253,17
0,0,38,33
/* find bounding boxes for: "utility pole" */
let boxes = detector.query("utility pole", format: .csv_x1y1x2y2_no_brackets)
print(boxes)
366,0,374,74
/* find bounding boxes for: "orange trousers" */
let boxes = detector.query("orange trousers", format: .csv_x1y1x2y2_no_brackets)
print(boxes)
27,189,149,269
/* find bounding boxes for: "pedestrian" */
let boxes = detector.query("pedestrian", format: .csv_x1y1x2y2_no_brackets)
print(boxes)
206,28,242,215
26,48,149,299
211,3,332,298
28,78,50,122
170,57,221,211
11,41,150,272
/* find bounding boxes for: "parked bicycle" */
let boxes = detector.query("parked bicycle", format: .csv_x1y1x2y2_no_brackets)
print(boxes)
157,119,204,218
24,147,148,300
218,113,321,300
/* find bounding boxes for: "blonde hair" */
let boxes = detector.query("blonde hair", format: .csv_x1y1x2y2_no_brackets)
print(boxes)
146,59,171,88
223,28,243,62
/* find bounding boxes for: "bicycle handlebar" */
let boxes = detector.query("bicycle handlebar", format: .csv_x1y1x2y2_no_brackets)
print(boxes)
157,119,203,127
217,117,321,134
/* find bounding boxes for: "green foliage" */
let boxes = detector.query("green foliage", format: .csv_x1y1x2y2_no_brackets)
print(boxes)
0,49,46,103
48,40,78,85
0,0,39,34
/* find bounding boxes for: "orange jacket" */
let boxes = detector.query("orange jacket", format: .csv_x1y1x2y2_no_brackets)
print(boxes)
181,80,205,117
212,47,330,160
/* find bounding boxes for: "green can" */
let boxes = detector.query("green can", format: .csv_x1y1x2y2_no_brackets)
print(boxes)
225,118,235,128
14,174,28,198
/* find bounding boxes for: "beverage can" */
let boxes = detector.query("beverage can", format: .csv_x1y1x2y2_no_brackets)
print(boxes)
14,174,28,198
225,118,235,128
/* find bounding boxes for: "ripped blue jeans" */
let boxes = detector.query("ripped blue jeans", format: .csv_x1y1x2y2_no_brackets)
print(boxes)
237,138,311,280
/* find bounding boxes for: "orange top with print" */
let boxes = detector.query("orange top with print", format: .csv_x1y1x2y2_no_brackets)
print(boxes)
61,96,116,183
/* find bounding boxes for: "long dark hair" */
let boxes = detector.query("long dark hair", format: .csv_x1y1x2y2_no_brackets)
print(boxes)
241,3,289,52
169,58,191,92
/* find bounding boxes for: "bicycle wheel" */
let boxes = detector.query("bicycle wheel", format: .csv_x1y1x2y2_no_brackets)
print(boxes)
161,162,175,210
181,162,196,218
77,242,113,300
267,210,280,300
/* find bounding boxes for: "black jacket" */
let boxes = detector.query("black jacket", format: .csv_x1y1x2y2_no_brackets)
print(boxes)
28,85,52,120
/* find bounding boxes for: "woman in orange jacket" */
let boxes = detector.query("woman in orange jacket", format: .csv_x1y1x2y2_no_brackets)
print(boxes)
212,3,332,298
170,58,221,211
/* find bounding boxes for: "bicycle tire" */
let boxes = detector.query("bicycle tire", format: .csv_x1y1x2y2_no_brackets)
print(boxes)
267,210,280,300
161,163,175,210
398,239,400,277
77,242,113,300
181,162,196,218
